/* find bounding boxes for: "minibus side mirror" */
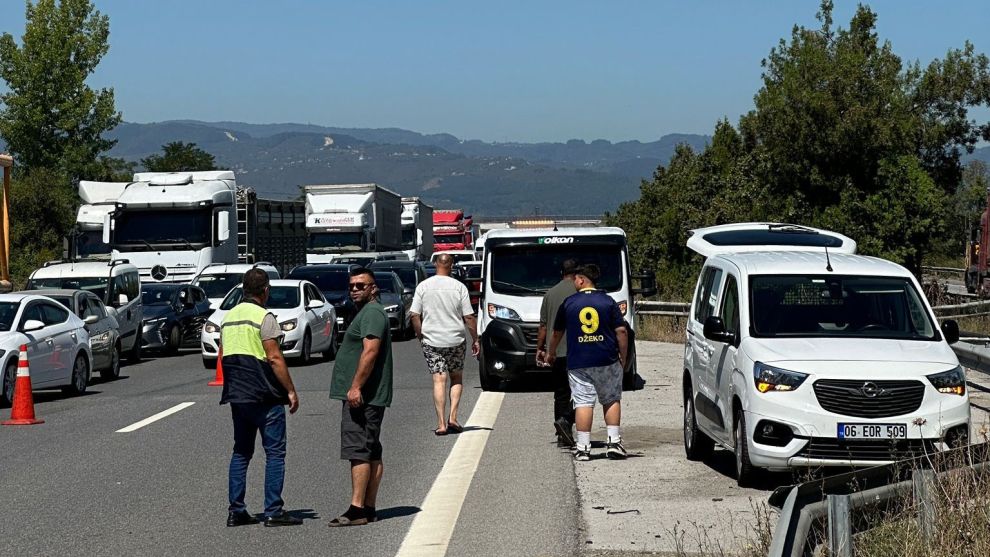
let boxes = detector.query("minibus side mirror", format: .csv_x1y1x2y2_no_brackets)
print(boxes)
942,320,960,345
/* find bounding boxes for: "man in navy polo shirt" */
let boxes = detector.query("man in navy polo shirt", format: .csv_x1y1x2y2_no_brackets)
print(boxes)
548,263,628,462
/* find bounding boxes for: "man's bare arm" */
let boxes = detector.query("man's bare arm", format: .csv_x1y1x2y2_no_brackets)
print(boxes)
411,313,423,339
616,327,629,369
547,330,564,363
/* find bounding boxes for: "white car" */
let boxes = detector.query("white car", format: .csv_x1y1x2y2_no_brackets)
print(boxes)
682,223,970,486
0,293,94,406
201,279,337,368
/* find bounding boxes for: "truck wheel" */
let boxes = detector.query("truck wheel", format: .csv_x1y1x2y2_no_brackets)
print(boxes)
684,380,714,461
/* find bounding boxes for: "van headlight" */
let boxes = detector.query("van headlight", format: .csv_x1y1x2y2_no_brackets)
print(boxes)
754,362,808,393
204,321,220,334
487,303,521,321
280,319,298,332
927,366,966,396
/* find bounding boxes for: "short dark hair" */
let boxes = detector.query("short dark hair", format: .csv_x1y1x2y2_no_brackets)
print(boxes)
243,268,270,298
575,263,600,283
560,259,578,276
349,267,376,282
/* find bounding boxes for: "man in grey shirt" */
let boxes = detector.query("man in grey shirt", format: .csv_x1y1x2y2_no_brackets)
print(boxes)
536,259,578,446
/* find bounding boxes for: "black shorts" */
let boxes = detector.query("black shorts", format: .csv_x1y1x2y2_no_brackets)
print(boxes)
340,402,385,462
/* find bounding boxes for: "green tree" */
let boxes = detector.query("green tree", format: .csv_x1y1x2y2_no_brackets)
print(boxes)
0,0,121,181
140,142,217,172
9,167,77,283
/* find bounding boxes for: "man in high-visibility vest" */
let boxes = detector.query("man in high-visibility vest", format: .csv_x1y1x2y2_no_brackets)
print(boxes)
221,269,301,527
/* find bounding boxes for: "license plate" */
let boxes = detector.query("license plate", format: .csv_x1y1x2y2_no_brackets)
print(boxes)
837,423,907,440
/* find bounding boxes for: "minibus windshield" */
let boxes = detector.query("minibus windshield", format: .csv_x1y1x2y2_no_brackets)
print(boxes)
490,245,623,296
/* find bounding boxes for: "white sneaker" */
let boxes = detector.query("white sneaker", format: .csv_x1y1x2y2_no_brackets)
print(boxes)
573,446,592,462
605,438,627,460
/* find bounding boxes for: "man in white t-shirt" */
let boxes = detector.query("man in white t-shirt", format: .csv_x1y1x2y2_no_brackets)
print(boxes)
410,254,480,436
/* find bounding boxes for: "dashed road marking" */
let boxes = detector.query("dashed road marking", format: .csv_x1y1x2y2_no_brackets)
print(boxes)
395,391,505,557
115,402,196,433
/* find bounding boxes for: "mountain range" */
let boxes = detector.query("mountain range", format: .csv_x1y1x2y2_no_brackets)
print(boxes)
103,121,710,215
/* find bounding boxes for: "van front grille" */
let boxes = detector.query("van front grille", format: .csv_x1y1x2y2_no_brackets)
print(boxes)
813,379,925,418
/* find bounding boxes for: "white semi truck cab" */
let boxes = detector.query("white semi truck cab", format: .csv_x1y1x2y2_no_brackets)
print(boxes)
304,184,402,264
70,181,128,260
400,197,434,261
103,171,236,284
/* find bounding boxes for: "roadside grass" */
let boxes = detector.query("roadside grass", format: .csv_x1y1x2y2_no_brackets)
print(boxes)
636,314,686,344
667,499,776,557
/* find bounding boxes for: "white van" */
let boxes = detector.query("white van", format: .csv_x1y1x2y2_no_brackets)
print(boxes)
681,223,970,486
191,262,279,308
26,260,144,362
477,227,655,390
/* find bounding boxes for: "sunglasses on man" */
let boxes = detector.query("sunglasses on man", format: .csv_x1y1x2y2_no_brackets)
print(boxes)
349,282,372,291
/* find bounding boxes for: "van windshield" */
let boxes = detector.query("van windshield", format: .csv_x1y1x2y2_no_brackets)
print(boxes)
193,273,244,299
26,277,109,301
750,275,937,340
490,245,623,296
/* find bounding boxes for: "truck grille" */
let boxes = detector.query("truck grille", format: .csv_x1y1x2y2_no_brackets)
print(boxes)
813,379,925,418
795,438,937,462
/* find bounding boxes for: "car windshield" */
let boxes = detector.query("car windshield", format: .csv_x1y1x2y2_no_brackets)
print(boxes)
26,276,109,301
113,208,212,249
0,302,19,331
374,274,397,293
460,265,482,279
749,275,937,340
308,232,363,251
142,286,178,306
286,269,350,294
193,273,244,299
490,245,624,296
220,286,300,310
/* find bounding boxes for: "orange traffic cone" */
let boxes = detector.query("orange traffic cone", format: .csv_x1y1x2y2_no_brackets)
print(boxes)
3,344,44,425
208,346,224,386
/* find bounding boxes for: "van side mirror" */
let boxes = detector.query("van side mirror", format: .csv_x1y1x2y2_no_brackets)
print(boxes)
217,212,230,243
117,293,129,306
942,320,960,345
703,316,735,344
632,270,657,298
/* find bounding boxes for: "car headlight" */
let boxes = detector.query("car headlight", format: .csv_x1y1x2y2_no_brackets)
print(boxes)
487,303,521,321
753,362,808,393
280,319,298,332
144,317,166,328
384,304,400,313
927,366,966,396
204,321,220,334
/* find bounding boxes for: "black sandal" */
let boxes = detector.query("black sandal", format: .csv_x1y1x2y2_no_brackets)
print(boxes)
434,428,448,436
328,515,368,527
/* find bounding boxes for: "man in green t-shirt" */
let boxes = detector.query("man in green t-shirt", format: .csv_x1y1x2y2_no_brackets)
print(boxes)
328,267,393,527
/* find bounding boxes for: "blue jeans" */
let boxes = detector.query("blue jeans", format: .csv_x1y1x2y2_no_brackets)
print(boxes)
228,403,287,517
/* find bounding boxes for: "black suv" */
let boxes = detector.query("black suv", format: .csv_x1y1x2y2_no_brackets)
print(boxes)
287,264,359,334
368,260,429,294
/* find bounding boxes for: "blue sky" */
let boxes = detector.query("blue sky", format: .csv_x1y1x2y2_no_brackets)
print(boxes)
4,1,989,142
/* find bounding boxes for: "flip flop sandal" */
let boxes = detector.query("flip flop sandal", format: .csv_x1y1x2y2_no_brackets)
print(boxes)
447,422,463,434
434,428,448,436
328,515,369,527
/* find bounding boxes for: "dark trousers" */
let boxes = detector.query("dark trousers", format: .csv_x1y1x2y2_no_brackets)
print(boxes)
553,357,574,426
228,402,287,517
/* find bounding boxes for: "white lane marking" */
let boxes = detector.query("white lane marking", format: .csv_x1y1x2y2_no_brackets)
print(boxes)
395,391,505,557
115,402,196,433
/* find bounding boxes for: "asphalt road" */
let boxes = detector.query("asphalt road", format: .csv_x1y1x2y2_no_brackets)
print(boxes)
0,337,580,557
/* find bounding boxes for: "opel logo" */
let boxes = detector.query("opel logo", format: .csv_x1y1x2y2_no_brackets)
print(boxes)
860,382,885,398
151,265,168,281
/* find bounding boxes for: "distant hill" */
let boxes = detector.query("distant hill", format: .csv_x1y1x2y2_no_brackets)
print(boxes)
99,121,709,215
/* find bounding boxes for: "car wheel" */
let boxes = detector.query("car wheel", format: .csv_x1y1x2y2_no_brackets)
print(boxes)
322,325,338,361
128,338,141,364
1,359,15,407
165,326,181,356
683,382,715,461
63,353,90,396
478,351,500,391
734,409,759,488
299,330,312,365
101,343,121,381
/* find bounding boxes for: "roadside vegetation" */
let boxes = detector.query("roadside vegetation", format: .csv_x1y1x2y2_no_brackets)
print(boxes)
608,1,990,301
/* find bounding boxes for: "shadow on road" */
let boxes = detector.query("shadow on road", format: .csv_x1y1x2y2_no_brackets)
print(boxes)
29,389,103,405
376,506,421,520
702,448,796,491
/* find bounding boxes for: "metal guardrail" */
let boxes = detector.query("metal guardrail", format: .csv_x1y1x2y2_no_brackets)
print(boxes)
922,265,965,274
635,299,990,320
634,300,689,317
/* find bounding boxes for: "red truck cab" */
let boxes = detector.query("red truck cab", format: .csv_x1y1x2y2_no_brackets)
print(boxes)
433,209,475,251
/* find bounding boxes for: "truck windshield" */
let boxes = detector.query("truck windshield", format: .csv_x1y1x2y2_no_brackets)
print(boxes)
221,286,300,310
401,227,416,249
77,230,111,258
435,233,463,245
750,275,937,340
26,277,109,300
490,245,624,296
114,208,211,248
193,273,244,299
308,232,363,251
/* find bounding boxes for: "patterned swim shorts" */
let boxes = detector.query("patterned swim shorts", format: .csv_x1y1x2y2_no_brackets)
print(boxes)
422,342,467,375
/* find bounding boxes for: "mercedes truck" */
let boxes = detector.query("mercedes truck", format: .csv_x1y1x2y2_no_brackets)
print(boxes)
304,184,402,264
67,181,128,260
